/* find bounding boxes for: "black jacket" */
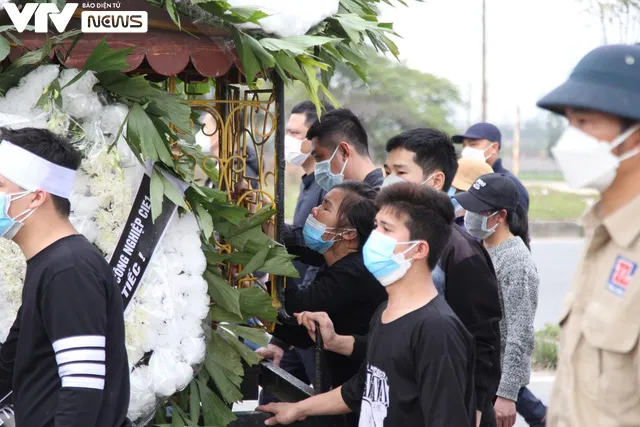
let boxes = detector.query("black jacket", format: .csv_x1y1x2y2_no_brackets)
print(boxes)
273,251,387,389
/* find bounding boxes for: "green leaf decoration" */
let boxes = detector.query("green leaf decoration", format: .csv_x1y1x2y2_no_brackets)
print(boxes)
149,168,165,222
236,245,270,279
218,325,263,365
0,36,9,63
221,323,269,349
189,381,200,424
206,270,242,317
157,170,189,210
238,286,278,322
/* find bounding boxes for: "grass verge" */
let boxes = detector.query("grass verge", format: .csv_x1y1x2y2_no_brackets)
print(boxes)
532,324,560,370
528,188,594,221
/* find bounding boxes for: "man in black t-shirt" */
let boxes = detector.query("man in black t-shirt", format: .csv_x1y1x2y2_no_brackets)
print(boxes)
257,183,475,426
0,127,130,427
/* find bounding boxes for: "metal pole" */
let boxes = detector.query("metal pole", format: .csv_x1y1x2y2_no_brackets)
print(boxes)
481,0,487,122
513,105,521,177
271,72,295,324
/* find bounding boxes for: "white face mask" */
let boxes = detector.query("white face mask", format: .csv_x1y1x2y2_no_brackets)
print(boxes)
552,124,640,193
464,211,499,240
285,135,310,167
461,145,492,162
381,172,437,189
195,130,213,153
381,173,406,188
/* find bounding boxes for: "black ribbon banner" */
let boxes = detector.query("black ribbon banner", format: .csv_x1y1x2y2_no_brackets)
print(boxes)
109,171,183,310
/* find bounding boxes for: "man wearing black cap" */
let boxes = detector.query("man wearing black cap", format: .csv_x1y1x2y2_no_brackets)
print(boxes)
537,44,640,427
453,123,530,213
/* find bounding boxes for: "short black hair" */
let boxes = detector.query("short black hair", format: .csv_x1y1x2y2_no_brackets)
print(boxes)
291,100,335,127
332,181,377,250
385,128,458,192
0,127,82,216
306,108,369,156
376,182,454,270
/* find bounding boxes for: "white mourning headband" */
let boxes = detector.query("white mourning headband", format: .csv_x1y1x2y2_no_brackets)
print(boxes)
0,140,77,199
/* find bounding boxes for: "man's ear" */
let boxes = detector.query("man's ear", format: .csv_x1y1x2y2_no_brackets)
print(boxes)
410,240,430,262
431,171,446,191
339,141,351,159
342,229,357,242
28,190,48,210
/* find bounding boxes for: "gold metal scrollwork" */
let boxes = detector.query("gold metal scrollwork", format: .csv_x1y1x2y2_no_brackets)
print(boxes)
186,86,281,331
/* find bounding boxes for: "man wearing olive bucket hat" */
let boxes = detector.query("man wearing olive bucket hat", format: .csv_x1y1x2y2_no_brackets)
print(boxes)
537,44,640,427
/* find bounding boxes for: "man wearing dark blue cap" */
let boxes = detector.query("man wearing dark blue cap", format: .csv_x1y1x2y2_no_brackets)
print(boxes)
537,44,640,427
453,123,530,213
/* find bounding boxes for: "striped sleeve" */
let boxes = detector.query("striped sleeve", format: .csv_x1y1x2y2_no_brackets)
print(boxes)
41,267,107,426
53,335,106,390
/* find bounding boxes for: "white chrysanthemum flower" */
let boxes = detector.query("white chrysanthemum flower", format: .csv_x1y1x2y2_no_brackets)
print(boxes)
0,65,210,425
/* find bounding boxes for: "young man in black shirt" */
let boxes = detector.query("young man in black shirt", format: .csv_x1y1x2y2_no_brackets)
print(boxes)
294,129,503,427
257,183,476,426
0,128,130,426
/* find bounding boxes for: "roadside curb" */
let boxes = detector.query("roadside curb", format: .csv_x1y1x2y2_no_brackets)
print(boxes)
529,220,584,238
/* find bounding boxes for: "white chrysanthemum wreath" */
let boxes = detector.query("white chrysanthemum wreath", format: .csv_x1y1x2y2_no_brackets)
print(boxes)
0,65,209,425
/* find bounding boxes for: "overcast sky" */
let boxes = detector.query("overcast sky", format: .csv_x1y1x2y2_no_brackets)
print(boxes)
381,0,636,127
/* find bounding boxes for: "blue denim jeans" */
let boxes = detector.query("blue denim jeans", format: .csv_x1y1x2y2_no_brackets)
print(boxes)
517,386,547,426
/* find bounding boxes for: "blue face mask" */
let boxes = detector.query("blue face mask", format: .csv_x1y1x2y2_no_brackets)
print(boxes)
0,191,34,240
302,215,354,254
448,187,464,215
314,145,348,192
363,230,420,287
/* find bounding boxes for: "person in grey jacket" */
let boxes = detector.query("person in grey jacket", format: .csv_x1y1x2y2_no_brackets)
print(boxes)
454,173,539,427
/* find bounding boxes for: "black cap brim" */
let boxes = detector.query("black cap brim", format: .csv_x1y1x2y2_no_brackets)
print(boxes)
451,133,482,144
453,191,496,213
537,78,640,121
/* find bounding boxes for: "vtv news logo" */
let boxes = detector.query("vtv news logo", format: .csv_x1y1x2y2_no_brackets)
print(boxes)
5,3,148,33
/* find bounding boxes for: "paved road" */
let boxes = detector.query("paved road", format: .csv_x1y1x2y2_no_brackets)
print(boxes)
530,238,583,330
514,237,583,426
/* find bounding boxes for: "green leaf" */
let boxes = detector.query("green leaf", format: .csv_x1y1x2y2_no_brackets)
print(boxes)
222,323,269,348
231,28,260,85
205,335,244,402
195,202,214,240
166,0,181,29
126,103,174,166
272,52,307,82
218,326,263,365
238,286,278,322
206,270,242,317
196,379,237,426
319,82,341,109
260,35,340,55
0,36,9,62
189,381,200,424
63,39,132,90
150,169,165,222
236,245,270,279
157,171,189,210
259,247,300,277
171,409,184,427
244,34,275,69
210,304,244,323
210,203,247,225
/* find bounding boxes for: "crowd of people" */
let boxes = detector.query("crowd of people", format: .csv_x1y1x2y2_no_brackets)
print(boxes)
255,43,640,427
0,43,635,427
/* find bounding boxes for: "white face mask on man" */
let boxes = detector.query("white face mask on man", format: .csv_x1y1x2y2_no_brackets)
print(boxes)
461,145,493,162
552,124,640,193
